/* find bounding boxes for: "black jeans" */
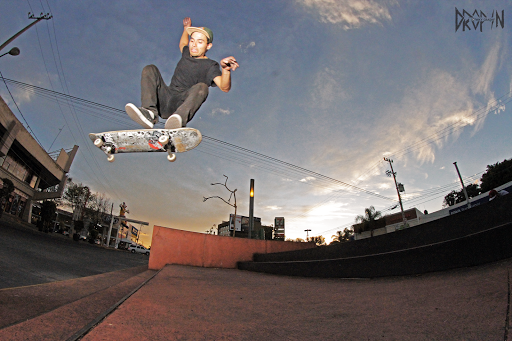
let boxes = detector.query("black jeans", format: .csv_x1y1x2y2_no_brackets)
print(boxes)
140,64,209,126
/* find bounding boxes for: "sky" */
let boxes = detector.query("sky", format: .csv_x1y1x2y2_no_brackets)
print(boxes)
0,0,510,247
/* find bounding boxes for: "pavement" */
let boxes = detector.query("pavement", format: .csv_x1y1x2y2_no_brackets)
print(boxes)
0,213,148,289
1,215,511,340
81,258,511,340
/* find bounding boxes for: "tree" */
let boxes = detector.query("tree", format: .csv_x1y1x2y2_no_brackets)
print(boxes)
40,200,57,233
0,178,14,217
62,181,92,217
353,206,383,237
443,184,481,207
310,235,326,246
331,228,354,243
61,180,93,237
286,238,305,242
86,193,111,228
205,224,216,235
480,159,512,193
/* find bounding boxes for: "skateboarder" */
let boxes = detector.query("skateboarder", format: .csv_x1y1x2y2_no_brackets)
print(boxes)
126,17,239,129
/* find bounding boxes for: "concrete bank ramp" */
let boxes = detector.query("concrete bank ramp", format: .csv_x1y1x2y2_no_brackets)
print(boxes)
81,262,510,340
0,265,156,340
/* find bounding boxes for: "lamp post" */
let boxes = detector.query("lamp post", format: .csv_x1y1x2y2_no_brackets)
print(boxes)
248,179,254,239
0,47,20,59
0,12,52,54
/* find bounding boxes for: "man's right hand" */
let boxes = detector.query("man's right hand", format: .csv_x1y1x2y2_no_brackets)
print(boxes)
180,17,192,52
183,17,191,29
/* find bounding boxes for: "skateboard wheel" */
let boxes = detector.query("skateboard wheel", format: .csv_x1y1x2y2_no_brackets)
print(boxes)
159,135,169,145
167,153,176,162
94,138,103,147
107,154,115,162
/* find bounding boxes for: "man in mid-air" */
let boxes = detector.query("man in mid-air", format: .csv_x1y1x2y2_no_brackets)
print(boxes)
126,17,239,129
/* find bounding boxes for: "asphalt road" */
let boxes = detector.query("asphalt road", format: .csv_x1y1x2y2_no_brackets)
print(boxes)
0,215,149,289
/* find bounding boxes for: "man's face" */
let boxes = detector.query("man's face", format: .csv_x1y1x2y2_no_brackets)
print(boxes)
189,32,212,57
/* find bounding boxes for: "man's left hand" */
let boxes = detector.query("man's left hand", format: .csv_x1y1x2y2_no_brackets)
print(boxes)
220,57,239,71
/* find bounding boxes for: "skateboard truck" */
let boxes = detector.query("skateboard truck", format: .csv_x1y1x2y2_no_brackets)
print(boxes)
93,138,117,162
158,135,176,162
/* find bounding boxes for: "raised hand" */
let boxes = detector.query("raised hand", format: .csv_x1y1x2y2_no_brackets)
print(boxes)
220,56,240,71
183,17,191,28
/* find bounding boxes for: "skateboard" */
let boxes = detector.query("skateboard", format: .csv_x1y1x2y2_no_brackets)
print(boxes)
89,128,202,162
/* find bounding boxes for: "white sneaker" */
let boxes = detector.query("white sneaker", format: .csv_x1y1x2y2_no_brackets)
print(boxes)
164,114,183,129
125,103,158,129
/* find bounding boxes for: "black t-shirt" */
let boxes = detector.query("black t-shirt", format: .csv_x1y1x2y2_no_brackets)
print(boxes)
169,46,222,92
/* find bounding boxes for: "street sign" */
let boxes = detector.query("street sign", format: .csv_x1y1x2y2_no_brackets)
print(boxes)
275,217,285,238
229,214,242,231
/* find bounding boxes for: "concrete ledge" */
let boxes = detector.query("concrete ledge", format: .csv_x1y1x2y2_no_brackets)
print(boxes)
238,222,512,278
148,226,315,270
253,194,512,263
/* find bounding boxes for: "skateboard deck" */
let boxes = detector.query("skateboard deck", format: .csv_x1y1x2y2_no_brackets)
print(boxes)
89,128,202,162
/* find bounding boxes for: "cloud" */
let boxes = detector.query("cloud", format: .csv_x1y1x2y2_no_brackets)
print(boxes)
296,0,398,29
266,205,282,210
374,71,475,164
470,42,506,132
472,42,500,96
378,183,391,189
238,41,256,53
209,108,232,116
304,201,352,221
310,67,349,111
368,56,502,167
309,40,507,185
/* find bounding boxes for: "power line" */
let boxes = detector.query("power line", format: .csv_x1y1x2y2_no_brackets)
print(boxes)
16,4,124,202
203,136,396,201
0,71,45,148
0,77,397,203
1,77,510,231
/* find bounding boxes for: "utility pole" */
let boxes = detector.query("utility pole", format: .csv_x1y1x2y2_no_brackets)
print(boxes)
304,229,311,241
453,162,471,209
384,158,406,227
0,12,52,53
105,203,114,247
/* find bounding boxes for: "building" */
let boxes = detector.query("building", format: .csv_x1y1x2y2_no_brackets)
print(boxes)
354,180,512,240
0,95,78,222
217,215,274,239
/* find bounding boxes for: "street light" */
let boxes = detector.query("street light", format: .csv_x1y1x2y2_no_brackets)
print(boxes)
248,179,254,239
0,47,20,58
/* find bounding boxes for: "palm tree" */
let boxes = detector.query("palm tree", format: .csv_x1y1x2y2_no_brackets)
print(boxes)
354,206,382,237
331,228,354,243
331,230,343,243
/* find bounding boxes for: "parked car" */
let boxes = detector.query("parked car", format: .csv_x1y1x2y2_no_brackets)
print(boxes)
62,230,70,236
128,244,150,256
